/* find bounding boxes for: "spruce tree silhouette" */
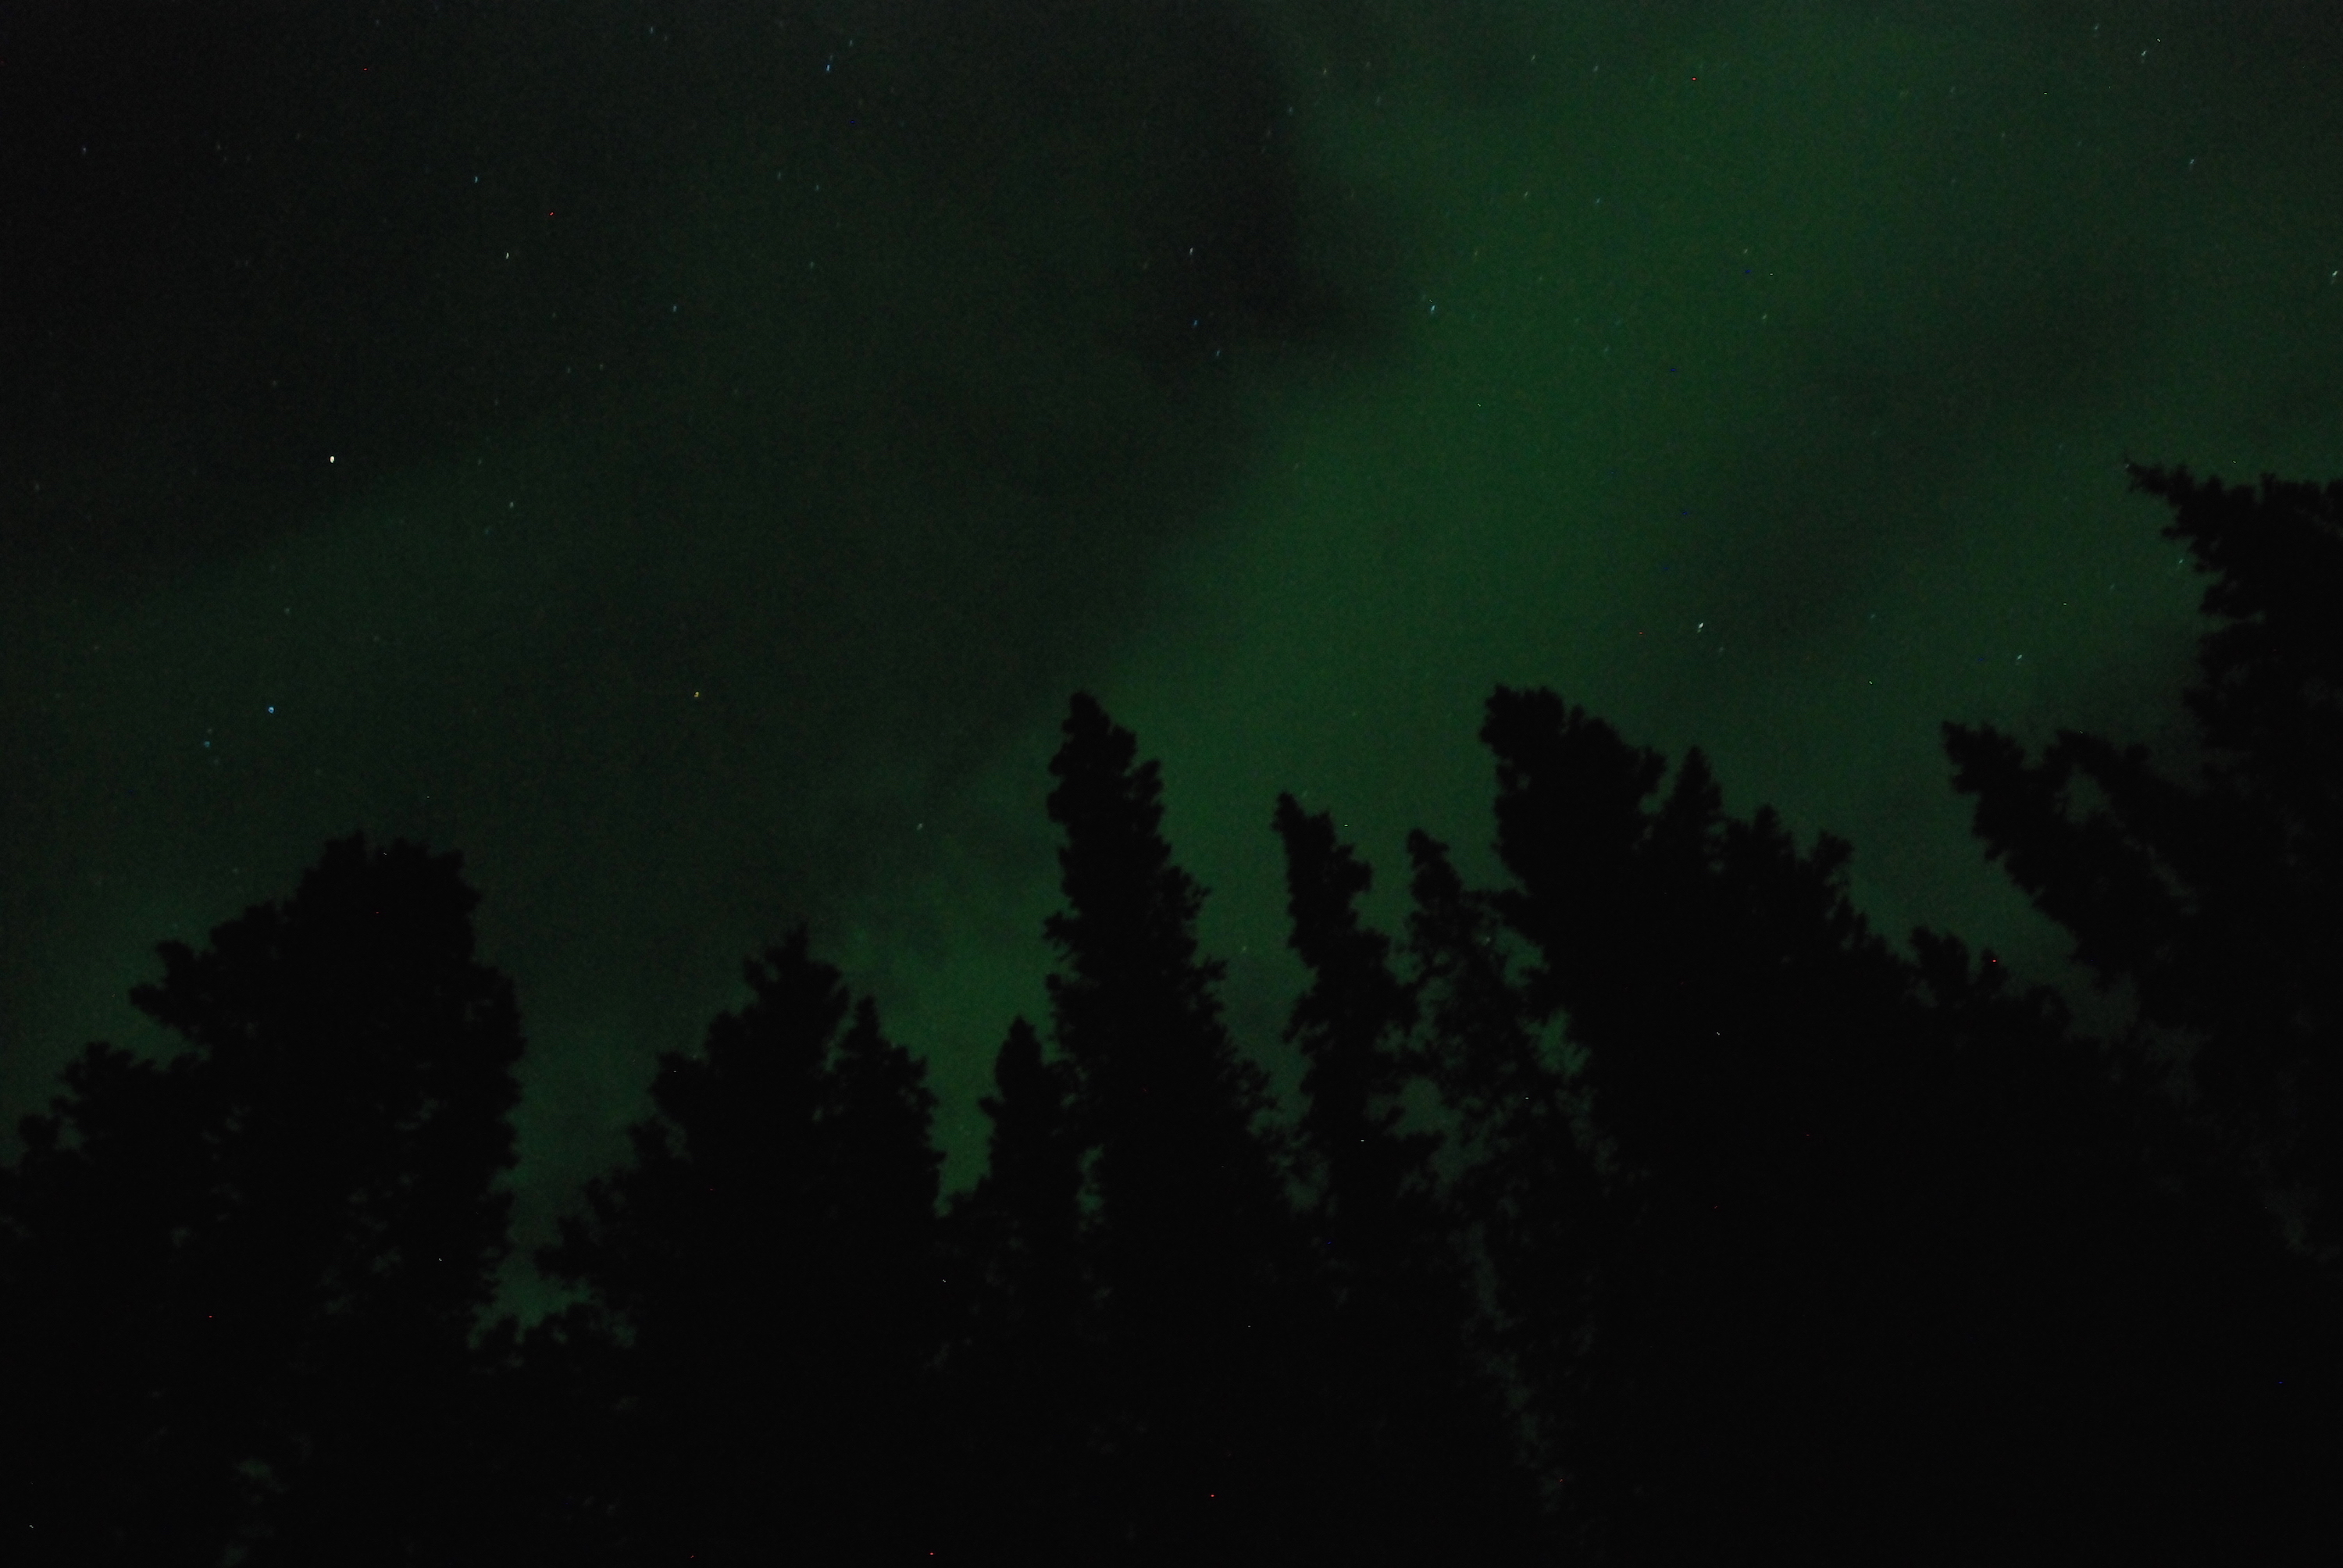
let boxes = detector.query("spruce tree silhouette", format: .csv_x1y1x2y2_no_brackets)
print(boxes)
1275,795,1425,1271
534,926,946,1565
1400,826,1610,1557
20,466,2336,1566
0,833,526,1566
1939,461,2343,1556
1896,921,2343,1563
937,1015,1093,1564
1470,691,1951,1559
1272,795,1546,1563
1036,692,1308,1562
968,1017,1085,1365
1946,461,2343,1266
1443,675,2342,1563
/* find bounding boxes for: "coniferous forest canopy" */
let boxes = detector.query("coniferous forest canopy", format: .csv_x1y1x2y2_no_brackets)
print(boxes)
5,2,2343,1563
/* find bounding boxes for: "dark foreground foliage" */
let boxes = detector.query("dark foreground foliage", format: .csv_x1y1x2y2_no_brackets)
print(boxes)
7,465,2340,1564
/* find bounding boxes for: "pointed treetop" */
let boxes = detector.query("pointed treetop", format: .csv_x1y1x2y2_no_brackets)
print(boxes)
1043,693,1213,992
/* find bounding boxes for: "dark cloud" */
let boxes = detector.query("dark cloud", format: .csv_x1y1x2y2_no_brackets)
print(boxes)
0,0,1385,589
0,0,1402,1229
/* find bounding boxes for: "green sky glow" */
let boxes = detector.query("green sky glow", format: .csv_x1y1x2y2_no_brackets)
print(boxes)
6,2,2341,1314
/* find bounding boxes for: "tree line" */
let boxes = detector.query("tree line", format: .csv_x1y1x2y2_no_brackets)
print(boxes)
5,461,2339,1564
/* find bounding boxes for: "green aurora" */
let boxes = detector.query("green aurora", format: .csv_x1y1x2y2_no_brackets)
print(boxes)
5,1,2341,1318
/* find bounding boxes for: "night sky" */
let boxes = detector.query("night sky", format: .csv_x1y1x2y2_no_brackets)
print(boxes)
9,0,2343,1317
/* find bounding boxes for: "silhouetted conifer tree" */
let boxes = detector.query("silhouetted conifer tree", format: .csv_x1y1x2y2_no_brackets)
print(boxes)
1947,461,2343,1264
1472,691,1971,1558
1896,924,2343,1560
1454,665,2343,1561
1037,692,1307,1561
0,833,525,1566
1400,827,1609,1554
1276,795,1425,1260
1940,461,2343,1555
965,1018,1086,1345
20,458,2338,1567
938,1015,1092,1563
1274,795,1546,1563
537,928,945,1564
